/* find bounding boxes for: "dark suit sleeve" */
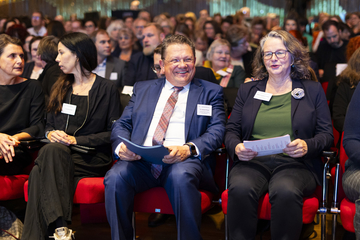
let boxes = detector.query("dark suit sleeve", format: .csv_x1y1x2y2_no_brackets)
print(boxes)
190,86,226,158
333,82,353,133
224,87,246,161
343,85,360,163
301,83,334,158
110,83,137,151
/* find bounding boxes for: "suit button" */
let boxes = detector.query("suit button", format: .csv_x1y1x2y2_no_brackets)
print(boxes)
295,130,298,135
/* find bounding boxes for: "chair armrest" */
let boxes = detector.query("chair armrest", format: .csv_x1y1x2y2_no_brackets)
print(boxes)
20,139,46,150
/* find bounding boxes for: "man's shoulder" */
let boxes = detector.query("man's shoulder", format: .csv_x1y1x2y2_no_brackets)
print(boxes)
107,55,126,65
193,78,222,91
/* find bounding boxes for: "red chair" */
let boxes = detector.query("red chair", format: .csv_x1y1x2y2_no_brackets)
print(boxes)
221,151,334,240
0,147,39,201
132,148,228,237
331,135,355,237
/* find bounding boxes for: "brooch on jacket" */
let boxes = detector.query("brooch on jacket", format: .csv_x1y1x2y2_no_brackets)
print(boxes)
291,88,305,99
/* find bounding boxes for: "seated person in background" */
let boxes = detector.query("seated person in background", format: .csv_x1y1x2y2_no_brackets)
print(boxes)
106,20,124,55
342,76,360,240
124,23,165,86
204,39,245,88
226,24,257,80
317,20,348,79
194,31,208,66
104,34,225,240
22,36,43,79
91,29,126,90
22,32,121,240
250,17,266,47
0,34,45,175
332,47,360,135
117,28,138,62
84,19,97,36
36,36,62,100
225,30,333,240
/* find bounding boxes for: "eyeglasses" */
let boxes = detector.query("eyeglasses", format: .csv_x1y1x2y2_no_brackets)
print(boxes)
32,16,41,20
263,50,289,60
152,65,161,73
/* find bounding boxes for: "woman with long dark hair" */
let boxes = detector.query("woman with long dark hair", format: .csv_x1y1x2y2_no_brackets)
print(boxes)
22,32,121,240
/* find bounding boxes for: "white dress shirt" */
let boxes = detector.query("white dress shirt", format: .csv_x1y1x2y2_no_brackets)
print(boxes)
92,58,107,78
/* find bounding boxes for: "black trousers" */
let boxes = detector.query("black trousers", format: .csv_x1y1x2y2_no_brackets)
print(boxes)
0,146,32,175
227,154,317,240
22,143,111,240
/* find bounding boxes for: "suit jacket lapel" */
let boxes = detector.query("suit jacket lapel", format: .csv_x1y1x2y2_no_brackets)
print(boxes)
291,79,302,120
185,79,203,141
105,57,114,79
138,78,165,143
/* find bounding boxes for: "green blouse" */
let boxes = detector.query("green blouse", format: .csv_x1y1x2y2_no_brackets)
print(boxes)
251,92,294,141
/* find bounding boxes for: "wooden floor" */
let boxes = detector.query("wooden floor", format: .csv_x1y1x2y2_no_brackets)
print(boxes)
70,204,353,240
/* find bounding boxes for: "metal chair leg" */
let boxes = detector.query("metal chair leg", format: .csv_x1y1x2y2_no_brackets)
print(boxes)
331,164,341,240
225,215,228,240
132,212,136,240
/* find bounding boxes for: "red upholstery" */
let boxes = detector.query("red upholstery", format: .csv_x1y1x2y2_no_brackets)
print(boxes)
221,188,320,224
321,82,328,95
73,177,105,204
0,174,29,201
336,136,355,233
133,187,214,214
341,198,356,232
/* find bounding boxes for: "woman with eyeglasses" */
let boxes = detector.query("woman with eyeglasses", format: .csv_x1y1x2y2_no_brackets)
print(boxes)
203,39,245,88
225,30,333,239
112,27,138,62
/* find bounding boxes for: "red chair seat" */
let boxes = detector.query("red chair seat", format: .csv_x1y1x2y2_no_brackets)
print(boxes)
340,198,355,232
73,177,105,204
221,188,319,224
133,187,214,214
0,175,29,201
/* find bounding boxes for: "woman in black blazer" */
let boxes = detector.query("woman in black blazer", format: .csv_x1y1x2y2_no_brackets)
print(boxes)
225,30,333,240
23,32,121,240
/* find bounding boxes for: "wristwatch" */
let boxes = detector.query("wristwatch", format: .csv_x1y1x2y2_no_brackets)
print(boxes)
184,143,197,156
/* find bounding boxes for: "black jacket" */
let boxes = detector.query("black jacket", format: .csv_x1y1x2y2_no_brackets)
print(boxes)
45,75,121,152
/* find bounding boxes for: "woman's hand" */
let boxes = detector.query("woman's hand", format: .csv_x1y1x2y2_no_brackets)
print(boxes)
235,143,258,161
283,139,308,158
48,130,77,146
0,133,20,163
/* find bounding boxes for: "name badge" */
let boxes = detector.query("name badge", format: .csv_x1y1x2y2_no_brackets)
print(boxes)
254,91,272,102
216,70,229,77
197,104,212,116
122,86,134,96
61,103,77,115
226,68,233,73
110,72,118,80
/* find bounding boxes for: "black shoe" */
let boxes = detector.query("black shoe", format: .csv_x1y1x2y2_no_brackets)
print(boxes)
147,213,171,228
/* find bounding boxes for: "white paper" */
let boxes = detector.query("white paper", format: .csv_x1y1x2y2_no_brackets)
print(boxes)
254,91,272,102
216,70,229,77
243,134,291,157
197,104,212,116
110,72,118,80
61,103,77,115
122,86,134,96
336,64,347,76
226,68,233,73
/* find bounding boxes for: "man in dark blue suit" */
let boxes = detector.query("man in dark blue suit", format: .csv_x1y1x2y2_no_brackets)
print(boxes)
104,35,226,240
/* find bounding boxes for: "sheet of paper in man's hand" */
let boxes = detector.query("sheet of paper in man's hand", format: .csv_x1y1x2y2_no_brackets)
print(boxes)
243,134,291,157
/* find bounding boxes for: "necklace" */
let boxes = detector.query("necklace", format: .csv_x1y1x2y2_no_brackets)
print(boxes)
72,75,95,95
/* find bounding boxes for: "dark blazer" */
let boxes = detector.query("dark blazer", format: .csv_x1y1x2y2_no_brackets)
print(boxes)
38,62,62,98
242,46,257,78
46,75,121,152
124,52,156,86
111,77,226,160
105,56,126,89
225,78,333,184
21,61,35,79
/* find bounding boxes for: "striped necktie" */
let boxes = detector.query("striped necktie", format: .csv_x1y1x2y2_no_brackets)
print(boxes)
151,86,184,178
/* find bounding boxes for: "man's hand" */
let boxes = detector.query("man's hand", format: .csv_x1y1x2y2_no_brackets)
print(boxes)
283,139,308,158
235,143,257,161
0,133,20,163
118,143,141,161
162,145,191,164
48,130,77,146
